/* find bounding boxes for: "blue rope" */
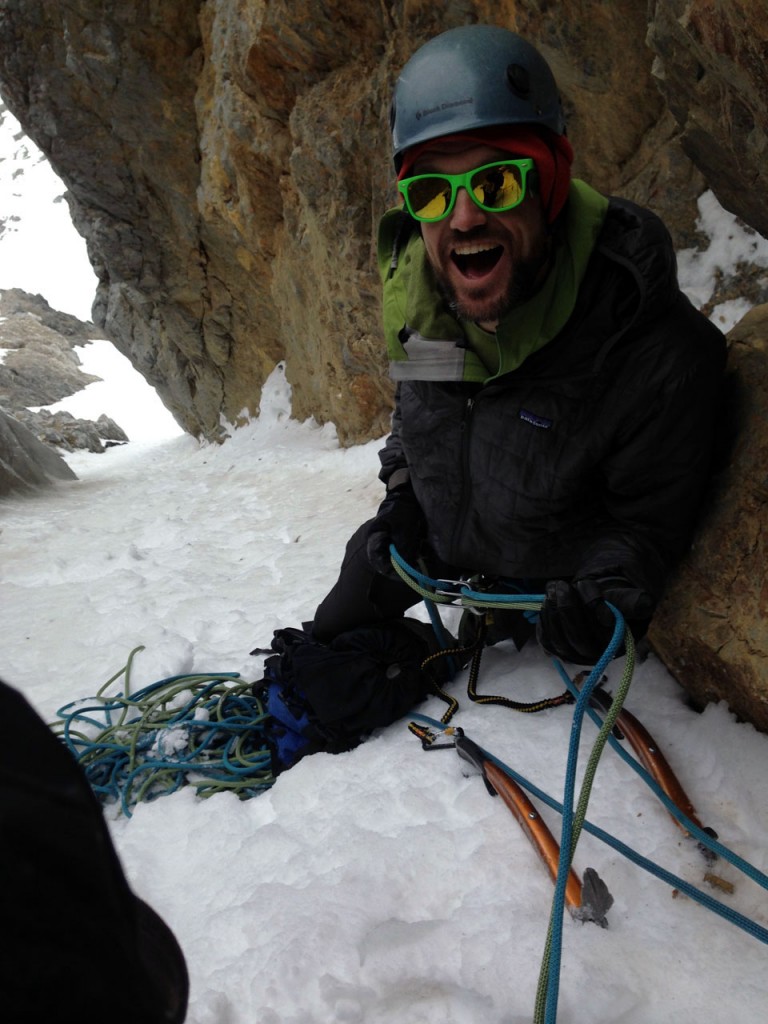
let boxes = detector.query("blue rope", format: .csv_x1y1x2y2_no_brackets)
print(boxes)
391,550,768,1015
541,605,626,1023
552,659,768,892
52,659,275,817
422,592,460,679
387,548,630,1020
390,545,544,607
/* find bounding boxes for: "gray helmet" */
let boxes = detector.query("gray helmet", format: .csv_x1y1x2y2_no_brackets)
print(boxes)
391,25,566,170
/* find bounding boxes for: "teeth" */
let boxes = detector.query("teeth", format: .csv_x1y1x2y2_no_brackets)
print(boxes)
453,243,498,256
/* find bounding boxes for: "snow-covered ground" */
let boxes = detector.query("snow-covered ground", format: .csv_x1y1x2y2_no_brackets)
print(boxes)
2,371,768,1023
2,105,768,1023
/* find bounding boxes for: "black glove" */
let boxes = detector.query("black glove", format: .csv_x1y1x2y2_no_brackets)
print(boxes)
365,485,426,578
536,577,654,665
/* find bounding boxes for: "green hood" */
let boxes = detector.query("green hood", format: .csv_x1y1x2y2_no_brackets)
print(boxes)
379,180,609,382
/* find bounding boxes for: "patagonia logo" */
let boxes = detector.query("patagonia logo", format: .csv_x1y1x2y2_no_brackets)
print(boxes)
519,408,553,430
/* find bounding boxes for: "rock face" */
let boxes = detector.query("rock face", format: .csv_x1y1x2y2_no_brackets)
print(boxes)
649,305,768,731
0,288,127,493
0,289,129,487
648,0,768,241
0,0,721,444
2,2,768,729
0,289,102,407
0,408,77,494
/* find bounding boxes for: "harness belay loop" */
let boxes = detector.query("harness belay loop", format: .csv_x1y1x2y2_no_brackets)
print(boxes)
388,545,571,722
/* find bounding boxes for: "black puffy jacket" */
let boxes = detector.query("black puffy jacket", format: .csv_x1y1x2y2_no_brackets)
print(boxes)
378,197,727,604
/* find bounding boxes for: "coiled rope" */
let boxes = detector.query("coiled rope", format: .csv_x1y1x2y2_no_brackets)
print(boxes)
51,646,274,817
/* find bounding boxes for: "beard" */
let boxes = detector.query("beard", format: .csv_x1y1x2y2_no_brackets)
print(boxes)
436,248,551,325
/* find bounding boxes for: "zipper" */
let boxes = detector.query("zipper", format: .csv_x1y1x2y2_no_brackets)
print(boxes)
449,394,476,565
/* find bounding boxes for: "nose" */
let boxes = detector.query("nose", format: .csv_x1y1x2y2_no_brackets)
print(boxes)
449,187,487,231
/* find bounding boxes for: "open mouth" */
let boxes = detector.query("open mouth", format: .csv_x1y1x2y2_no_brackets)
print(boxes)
452,243,504,280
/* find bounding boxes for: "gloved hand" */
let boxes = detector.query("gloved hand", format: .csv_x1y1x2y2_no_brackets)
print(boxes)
536,577,654,665
365,485,426,578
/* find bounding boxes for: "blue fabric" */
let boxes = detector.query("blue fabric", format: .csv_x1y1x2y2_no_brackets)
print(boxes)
263,680,312,768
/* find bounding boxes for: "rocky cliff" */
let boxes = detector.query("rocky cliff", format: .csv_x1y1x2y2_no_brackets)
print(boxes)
0,289,132,491
1,0,767,728
650,305,768,732
4,0,763,444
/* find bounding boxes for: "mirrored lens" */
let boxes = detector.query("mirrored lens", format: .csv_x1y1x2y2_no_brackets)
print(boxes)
470,164,523,210
399,161,530,222
405,177,452,220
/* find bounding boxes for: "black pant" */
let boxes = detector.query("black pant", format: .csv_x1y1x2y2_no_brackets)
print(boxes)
312,520,537,650
312,520,424,641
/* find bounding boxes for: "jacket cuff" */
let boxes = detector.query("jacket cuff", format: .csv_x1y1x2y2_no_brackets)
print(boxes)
385,467,411,492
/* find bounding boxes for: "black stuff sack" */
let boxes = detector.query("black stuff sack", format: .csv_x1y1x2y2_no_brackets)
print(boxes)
253,618,451,770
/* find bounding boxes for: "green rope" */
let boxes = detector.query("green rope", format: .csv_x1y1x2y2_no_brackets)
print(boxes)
51,646,275,816
533,629,636,1023
389,549,643,1020
390,555,459,603
391,551,573,730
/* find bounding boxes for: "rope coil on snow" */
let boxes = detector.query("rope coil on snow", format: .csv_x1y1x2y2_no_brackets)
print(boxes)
51,646,274,817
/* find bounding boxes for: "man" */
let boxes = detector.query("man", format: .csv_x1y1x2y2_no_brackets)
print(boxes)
311,24,727,667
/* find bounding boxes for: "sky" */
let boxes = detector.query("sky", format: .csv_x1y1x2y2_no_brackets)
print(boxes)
0,104,96,321
2,105,768,1024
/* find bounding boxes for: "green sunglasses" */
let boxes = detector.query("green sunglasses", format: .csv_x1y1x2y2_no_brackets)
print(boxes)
398,158,535,223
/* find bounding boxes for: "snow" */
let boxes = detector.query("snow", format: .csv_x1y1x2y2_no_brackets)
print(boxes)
2,111,768,1023
678,191,768,322
43,339,183,441
3,368,768,1023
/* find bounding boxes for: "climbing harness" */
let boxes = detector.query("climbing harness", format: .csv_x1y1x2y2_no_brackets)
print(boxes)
51,646,275,817
389,545,768,1024
389,547,574,737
